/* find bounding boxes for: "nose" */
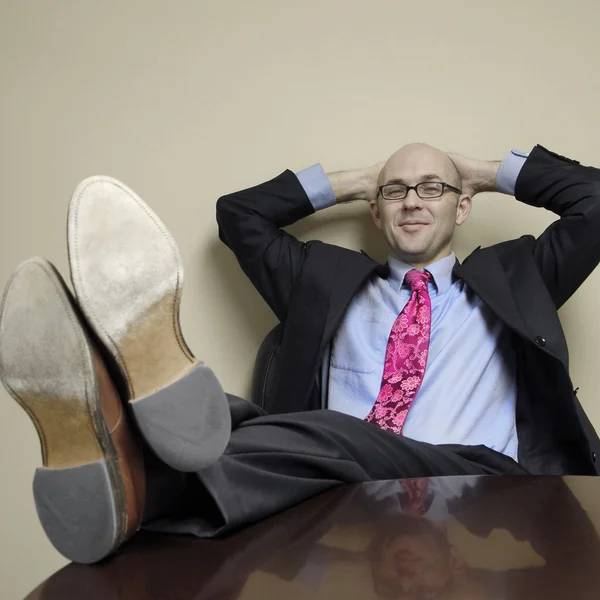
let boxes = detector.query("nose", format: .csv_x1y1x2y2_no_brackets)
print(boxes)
402,188,425,210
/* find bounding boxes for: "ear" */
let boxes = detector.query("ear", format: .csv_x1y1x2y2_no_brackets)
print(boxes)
455,193,472,227
369,199,383,230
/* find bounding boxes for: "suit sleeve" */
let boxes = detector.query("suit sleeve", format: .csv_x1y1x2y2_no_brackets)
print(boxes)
515,145,600,309
216,170,317,321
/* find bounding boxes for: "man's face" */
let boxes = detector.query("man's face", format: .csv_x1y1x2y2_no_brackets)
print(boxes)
369,144,471,268
372,530,460,599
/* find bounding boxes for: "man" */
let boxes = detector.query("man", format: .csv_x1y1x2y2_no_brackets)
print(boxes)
0,143,599,565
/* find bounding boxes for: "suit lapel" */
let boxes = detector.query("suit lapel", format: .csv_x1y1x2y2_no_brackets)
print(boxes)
454,246,568,368
453,247,528,337
273,250,383,413
498,246,570,368
323,251,387,345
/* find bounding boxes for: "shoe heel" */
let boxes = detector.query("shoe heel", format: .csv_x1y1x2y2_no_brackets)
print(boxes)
33,460,122,564
130,363,231,472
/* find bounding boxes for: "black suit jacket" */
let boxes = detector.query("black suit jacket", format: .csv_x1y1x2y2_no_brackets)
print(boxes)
216,145,600,476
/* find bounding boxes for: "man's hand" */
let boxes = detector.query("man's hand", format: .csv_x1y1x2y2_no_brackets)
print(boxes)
363,161,386,203
328,161,385,204
447,153,501,198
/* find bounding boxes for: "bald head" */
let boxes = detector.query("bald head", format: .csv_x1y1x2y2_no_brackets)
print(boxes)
368,141,472,269
378,143,461,190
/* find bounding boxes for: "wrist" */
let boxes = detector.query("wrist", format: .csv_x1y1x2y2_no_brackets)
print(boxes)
329,163,383,204
473,160,501,195
364,162,384,198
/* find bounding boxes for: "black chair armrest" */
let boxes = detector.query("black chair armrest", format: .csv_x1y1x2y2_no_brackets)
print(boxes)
250,323,283,411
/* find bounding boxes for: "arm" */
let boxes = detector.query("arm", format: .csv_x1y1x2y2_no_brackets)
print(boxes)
216,164,382,321
450,146,600,309
446,152,502,198
327,162,383,204
515,145,600,309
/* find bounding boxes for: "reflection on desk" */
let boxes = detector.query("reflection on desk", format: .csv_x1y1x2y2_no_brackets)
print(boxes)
26,475,600,599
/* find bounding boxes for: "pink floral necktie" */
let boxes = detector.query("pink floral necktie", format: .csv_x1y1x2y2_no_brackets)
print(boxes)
400,478,430,517
365,269,432,434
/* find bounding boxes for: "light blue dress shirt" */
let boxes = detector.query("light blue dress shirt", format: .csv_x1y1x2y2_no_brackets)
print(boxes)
295,150,528,460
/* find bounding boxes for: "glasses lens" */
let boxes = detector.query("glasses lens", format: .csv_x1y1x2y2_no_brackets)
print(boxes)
383,184,407,200
417,182,443,198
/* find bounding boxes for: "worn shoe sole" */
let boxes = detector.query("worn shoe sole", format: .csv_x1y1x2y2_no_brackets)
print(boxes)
0,258,145,564
67,176,231,472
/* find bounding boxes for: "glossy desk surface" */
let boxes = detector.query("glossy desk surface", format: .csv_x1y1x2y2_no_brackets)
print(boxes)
25,475,600,599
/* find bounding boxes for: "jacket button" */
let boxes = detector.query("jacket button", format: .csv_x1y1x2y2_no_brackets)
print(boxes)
593,452,597,463
535,336,546,347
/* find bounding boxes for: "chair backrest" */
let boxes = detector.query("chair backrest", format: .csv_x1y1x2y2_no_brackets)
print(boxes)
250,323,283,411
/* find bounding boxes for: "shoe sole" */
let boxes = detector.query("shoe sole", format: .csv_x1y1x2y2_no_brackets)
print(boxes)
67,176,231,472
0,258,135,563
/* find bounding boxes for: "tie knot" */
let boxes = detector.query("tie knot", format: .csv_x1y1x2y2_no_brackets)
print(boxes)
405,269,431,292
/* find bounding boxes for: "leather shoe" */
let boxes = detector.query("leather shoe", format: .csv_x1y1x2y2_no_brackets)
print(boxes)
67,176,231,472
0,258,146,564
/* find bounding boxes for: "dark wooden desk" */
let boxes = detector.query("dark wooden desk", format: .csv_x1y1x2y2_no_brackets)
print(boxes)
25,475,600,599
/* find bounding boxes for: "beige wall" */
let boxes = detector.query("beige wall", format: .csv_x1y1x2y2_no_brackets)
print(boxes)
2,0,600,597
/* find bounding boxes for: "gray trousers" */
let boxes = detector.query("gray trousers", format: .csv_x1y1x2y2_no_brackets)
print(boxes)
142,394,527,538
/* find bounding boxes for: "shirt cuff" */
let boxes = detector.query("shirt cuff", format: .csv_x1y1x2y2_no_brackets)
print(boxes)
496,150,529,195
296,163,337,211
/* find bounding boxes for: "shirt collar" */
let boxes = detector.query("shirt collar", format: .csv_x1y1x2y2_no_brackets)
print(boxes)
387,252,457,295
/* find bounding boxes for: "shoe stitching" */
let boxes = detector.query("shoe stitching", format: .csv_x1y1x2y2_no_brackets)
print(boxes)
109,402,123,434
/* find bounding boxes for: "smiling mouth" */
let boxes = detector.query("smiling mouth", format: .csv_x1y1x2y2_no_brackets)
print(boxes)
400,223,429,230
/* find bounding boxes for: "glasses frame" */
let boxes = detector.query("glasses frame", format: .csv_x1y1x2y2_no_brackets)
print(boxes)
378,181,462,201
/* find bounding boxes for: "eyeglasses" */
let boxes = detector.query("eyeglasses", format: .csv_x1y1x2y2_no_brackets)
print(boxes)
378,181,462,201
